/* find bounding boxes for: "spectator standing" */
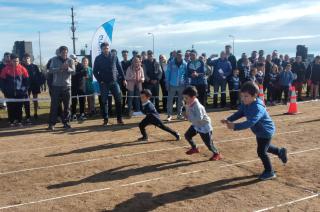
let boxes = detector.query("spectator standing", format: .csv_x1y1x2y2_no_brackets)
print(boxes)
143,50,162,111
93,42,126,126
159,54,168,112
0,54,29,127
70,54,87,121
48,46,75,130
291,56,306,101
279,64,294,104
187,50,207,106
125,56,144,117
166,50,187,121
207,51,232,108
22,53,44,122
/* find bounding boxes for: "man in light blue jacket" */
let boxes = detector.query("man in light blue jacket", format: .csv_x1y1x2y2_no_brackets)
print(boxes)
166,50,187,121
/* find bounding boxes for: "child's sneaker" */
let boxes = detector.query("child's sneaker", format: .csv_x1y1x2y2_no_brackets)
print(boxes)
186,148,200,155
279,148,288,164
175,133,181,141
79,113,87,121
259,171,276,181
210,153,223,161
177,115,185,120
137,137,148,142
166,116,172,122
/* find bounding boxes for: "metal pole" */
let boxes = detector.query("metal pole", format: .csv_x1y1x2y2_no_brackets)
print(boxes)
71,7,76,54
148,32,155,54
229,35,235,55
38,31,42,67
152,34,155,54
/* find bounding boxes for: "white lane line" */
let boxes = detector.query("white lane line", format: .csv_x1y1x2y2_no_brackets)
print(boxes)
254,193,320,212
0,130,303,176
0,113,315,155
0,146,319,210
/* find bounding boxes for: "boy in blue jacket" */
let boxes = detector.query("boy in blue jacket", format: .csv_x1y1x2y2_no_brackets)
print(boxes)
138,89,180,141
221,81,287,180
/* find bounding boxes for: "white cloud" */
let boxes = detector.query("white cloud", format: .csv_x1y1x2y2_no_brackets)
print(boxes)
235,34,320,43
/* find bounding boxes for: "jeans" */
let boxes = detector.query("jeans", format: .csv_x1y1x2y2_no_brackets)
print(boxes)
256,137,280,172
71,88,85,115
184,125,218,153
230,91,239,107
279,85,290,104
213,79,227,107
49,86,71,125
167,85,184,116
6,96,23,123
100,81,122,121
193,84,207,106
139,114,178,138
160,79,168,112
127,85,141,112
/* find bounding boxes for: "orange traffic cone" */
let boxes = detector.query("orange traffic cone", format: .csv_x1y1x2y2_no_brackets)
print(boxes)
285,86,299,115
258,84,265,106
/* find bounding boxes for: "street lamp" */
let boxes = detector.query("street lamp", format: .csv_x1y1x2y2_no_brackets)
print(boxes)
148,32,155,54
229,35,235,55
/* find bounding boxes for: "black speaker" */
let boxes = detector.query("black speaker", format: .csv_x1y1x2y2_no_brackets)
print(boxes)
12,41,33,61
296,45,308,61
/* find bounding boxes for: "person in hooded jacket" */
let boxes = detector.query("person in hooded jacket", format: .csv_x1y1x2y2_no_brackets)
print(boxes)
0,54,29,127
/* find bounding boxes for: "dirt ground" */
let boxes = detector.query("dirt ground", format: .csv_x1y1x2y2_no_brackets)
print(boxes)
0,101,319,212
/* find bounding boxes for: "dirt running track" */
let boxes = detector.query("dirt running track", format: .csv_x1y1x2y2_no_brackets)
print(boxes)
0,102,319,212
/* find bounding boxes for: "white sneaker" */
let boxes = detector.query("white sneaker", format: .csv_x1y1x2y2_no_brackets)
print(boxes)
132,111,144,116
177,115,185,120
72,115,77,121
166,116,172,122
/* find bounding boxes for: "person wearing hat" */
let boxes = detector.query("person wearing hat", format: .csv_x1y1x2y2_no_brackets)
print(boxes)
93,42,126,126
142,50,162,111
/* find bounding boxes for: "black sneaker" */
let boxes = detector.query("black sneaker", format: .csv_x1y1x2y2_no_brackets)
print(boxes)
103,119,109,127
175,133,181,141
138,137,148,142
63,123,71,129
47,125,55,131
279,148,288,164
26,118,32,125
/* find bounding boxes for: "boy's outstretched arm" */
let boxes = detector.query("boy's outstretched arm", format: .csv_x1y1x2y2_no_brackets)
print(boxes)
232,107,263,131
226,107,244,122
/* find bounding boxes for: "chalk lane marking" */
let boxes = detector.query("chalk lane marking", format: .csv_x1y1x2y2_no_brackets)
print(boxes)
0,113,316,155
0,147,319,210
0,130,303,176
254,193,319,212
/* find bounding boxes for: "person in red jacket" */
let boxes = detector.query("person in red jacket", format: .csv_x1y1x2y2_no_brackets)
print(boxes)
0,54,29,127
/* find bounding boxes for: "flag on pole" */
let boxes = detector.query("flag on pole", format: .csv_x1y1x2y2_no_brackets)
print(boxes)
91,19,115,93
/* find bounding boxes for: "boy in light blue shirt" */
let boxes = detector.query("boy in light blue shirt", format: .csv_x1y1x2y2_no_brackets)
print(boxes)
182,86,222,161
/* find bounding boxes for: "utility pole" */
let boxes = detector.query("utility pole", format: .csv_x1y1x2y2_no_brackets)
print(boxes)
148,32,155,54
38,31,42,67
71,7,77,54
229,35,235,55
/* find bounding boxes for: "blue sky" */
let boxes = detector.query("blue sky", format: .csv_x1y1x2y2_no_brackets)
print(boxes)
1,0,320,64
